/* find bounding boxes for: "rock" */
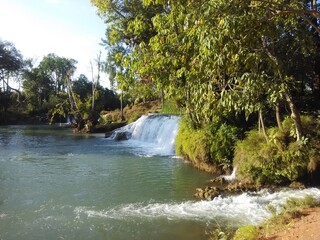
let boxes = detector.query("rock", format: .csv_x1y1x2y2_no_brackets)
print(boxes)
209,177,226,184
113,131,128,141
194,186,221,200
289,181,306,189
194,188,204,198
105,131,113,138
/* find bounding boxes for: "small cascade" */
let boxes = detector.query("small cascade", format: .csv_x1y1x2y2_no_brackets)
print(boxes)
221,166,237,182
59,115,72,127
66,115,71,125
110,114,180,156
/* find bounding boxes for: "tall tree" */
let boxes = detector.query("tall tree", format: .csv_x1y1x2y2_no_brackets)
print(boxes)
90,51,103,111
0,40,24,103
39,53,77,93
91,0,165,106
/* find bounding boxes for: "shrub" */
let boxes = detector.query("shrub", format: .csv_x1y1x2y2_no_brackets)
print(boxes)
234,115,320,185
208,119,240,169
176,117,240,171
232,225,259,240
176,118,211,164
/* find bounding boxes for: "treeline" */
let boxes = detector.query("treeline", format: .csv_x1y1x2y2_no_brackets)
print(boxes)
0,40,120,127
91,0,320,185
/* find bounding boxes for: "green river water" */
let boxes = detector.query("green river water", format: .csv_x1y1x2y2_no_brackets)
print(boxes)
1,123,320,240
0,125,214,239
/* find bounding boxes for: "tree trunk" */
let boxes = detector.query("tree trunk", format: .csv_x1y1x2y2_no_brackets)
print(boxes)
120,91,124,121
2,78,22,105
90,61,95,111
311,0,320,102
91,51,102,112
275,102,283,130
259,110,268,142
161,85,164,110
285,92,303,141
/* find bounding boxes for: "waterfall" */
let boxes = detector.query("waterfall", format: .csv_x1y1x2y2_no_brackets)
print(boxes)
110,114,180,156
66,115,71,124
221,166,237,181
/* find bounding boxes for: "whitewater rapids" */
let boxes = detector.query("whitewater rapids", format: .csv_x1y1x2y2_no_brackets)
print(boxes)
75,188,320,227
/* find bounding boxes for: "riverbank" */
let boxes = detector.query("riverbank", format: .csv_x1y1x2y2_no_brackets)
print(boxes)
0,110,46,125
229,191,320,240
262,206,320,239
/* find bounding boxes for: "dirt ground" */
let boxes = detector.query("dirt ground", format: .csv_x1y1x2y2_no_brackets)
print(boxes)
264,207,320,240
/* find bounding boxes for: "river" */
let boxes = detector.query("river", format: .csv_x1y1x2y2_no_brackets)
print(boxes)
1,117,320,239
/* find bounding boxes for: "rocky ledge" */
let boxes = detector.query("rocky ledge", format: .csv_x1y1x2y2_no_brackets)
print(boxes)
194,177,306,200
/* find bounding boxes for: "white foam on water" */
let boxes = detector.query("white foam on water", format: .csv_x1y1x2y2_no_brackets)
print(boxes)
74,188,320,227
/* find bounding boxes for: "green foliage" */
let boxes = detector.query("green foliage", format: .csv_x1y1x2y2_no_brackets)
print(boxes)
284,195,319,210
208,225,234,240
0,40,24,82
234,116,320,185
234,130,308,184
232,225,259,240
0,91,12,112
176,117,240,169
91,0,164,103
92,0,320,141
161,100,184,115
176,118,211,164
208,119,240,169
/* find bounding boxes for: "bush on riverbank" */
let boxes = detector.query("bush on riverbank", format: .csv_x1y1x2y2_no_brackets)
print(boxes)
175,117,240,172
100,100,161,125
234,116,320,185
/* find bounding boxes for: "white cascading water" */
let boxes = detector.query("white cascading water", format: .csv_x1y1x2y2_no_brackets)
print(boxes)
221,166,237,181
111,114,180,156
75,187,320,226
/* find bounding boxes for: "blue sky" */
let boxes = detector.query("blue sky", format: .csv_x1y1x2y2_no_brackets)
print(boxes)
0,0,109,86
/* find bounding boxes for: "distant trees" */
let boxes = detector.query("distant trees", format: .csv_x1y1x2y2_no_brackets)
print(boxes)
0,40,24,110
22,54,77,114
0,39,121,127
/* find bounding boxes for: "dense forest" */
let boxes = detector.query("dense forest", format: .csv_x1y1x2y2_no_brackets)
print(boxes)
90,0,320,185
1,0,320,185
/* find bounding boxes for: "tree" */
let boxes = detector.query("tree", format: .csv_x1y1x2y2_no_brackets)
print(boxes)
22,67,54,112
142,0,319,141
39,53,78,94
90,51,103,111
91,0,165,108
73,74,91,101
0,40,24,105
22,54,77,117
